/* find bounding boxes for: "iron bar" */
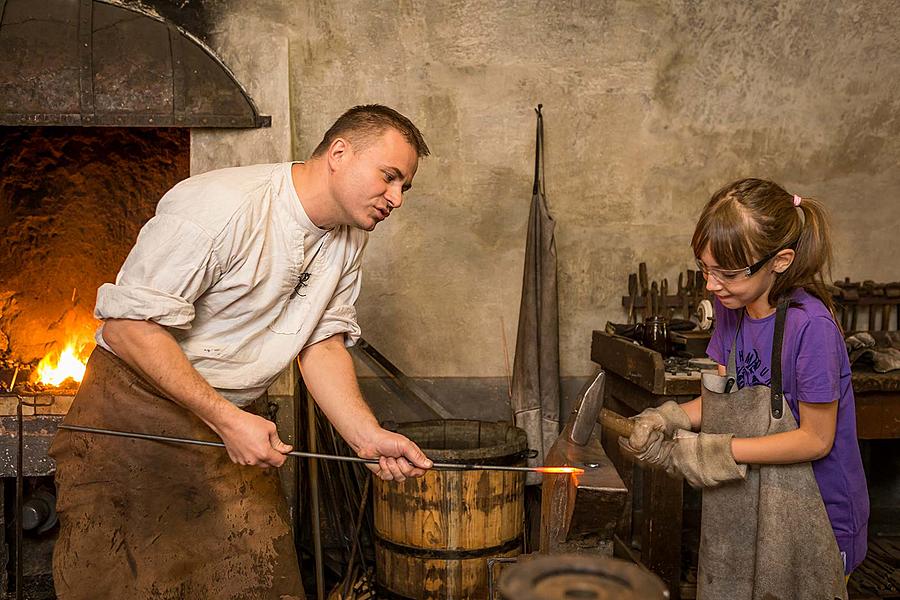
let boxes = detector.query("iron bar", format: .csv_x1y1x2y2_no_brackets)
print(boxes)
341,473,372,598
306,393,325,600
15,396,23,600
56,424,580,474
355,338,452,419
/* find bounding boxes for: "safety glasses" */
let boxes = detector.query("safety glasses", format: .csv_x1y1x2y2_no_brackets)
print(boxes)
695,250,780,283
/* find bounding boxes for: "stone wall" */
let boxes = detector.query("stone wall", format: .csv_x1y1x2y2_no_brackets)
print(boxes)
190,0,900,380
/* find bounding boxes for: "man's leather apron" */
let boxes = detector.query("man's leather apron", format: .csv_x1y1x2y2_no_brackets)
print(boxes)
698,300,846,600
48,347,305,600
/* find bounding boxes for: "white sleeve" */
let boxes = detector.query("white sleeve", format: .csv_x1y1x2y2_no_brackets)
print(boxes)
304,235,367,348
94,214,222,329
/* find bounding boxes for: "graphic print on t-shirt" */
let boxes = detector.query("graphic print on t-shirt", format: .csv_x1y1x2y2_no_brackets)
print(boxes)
736,347,771,388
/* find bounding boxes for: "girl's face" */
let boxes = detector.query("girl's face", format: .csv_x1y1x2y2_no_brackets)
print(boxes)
698,245,793,317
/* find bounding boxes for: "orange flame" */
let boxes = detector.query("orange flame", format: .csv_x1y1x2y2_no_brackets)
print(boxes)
34,338,92,386
535,466,585,475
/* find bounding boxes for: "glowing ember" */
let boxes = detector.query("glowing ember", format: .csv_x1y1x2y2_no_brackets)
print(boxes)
34,339,91,386
535,466,585,475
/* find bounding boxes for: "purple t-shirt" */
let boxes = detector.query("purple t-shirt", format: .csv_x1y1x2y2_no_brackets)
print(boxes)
707,288,869,573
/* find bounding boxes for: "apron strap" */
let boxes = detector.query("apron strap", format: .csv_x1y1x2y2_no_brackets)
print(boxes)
532,104,544,196
726,297,790,419
770,298,790,419
727,313,741,378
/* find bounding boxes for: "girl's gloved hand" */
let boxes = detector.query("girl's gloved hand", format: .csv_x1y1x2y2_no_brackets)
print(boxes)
665,431,748,488
619,400,691,469
620,400,691,453
618,429,674,469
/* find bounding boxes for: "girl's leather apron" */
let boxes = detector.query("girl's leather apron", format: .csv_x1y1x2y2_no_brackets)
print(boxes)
698,300,846,600
49,347,305,600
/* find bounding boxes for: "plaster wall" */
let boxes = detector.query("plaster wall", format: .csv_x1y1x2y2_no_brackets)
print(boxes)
191,1,900,379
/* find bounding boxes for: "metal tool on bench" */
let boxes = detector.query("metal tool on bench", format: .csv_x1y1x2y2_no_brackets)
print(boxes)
568,370,633,447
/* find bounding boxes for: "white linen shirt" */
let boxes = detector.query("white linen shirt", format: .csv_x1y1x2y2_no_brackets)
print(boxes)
95,162,367,406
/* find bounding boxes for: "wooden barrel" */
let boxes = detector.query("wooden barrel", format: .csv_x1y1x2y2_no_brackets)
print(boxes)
499,554,668,600
374,419,527,599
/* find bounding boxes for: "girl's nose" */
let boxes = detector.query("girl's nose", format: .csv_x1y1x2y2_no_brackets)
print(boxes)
705,273,722,292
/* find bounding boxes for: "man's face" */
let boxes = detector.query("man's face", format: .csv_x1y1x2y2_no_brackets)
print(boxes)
330,128,419,231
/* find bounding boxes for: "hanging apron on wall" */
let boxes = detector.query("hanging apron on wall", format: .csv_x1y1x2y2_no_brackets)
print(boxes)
698,300,846,600
49,347,305,600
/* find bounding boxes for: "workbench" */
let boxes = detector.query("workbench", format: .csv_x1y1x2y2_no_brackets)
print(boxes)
852,366,900,439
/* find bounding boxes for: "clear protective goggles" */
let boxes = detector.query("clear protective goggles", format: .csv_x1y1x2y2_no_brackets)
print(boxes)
694,249,779,283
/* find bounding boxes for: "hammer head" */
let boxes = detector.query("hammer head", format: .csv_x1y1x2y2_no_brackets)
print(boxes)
568,370,606,446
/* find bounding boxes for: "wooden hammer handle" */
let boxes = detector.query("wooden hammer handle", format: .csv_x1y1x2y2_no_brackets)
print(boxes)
598,407,634,438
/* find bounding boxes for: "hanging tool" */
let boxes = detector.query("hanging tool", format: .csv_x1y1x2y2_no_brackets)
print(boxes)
685,269,696,319
660,278,670,319
638,262,649,320
694,270,705,313
626,273,638,324
57,424,585,475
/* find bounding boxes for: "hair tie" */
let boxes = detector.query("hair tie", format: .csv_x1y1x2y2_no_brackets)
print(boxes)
793,194,802,206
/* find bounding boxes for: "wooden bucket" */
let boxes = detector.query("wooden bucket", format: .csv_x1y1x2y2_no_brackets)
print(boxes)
374,419,528,599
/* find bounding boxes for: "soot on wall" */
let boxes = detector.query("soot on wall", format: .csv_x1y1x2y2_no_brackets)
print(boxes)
0,126,189,364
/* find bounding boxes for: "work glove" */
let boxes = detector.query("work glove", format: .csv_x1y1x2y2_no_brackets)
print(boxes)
618,401,691,467
665,431,747,488
619,431,675,469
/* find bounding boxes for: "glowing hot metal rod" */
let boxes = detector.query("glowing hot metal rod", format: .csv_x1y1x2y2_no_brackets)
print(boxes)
58,425,584,476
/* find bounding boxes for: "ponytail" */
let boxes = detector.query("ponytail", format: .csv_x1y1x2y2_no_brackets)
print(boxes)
772,196,836,315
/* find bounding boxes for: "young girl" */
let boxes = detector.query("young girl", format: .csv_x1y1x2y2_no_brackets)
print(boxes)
622,178,869,600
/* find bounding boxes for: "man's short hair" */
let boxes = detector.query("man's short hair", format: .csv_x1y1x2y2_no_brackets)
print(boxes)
311,104,430,159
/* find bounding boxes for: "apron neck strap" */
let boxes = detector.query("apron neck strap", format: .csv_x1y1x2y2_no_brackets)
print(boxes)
769,297,790,419
726,297,790,419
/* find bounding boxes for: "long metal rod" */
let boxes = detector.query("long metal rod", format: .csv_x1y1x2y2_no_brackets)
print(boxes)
56,424,565,473
306,394,325,600
355,338,453,419
341,473,372,599
16,397,24,600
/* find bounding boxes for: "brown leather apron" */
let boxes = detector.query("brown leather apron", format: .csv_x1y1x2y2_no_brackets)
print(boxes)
49,347,305,600
698,300,846,600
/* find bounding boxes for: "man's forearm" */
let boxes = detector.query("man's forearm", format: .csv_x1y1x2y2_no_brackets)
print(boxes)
101,318,241,432
298,335,380,453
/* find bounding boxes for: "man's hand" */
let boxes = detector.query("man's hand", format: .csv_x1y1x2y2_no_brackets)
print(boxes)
357,428,433,482
298,336,434,482
101,319,292,468
212,406,293,468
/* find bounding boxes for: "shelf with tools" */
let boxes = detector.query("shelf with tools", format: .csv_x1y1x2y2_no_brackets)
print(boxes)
832,278,900,332
620,262,711,325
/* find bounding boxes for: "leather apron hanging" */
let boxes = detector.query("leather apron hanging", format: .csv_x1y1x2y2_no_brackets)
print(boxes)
697,299,846,600
49,347,305,600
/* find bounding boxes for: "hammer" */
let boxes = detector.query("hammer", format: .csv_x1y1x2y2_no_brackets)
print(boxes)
568,370,634,446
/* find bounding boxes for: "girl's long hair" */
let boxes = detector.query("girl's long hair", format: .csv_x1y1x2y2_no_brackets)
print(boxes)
691,178,835,314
